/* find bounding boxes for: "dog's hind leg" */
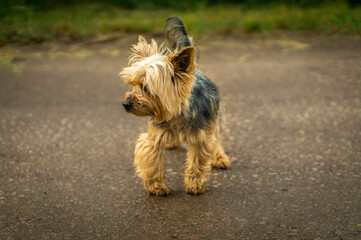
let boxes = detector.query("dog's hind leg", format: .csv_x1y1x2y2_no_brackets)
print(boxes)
212,116,231,169
165,130,182,150
212,142,231,169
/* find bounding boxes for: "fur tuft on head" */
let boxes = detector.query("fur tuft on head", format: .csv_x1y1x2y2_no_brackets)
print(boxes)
129,36,169,65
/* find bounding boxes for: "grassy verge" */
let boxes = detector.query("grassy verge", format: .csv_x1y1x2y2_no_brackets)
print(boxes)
0,3,360,46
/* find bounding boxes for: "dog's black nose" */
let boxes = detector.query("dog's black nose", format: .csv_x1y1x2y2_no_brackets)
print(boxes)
122,101,133,110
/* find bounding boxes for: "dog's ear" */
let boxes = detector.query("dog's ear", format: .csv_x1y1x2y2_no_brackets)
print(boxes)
170,46,195,75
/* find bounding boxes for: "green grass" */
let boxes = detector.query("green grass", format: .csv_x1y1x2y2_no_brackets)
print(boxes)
0,3,360,46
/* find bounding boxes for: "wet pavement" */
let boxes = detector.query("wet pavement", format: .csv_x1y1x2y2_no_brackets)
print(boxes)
0,36,361,239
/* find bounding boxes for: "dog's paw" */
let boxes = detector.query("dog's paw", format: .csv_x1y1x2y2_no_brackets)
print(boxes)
147,184,170,197
212,153,231,169
185,177,207,195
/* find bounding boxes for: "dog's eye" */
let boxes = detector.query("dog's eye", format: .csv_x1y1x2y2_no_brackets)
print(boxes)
142,85,148,94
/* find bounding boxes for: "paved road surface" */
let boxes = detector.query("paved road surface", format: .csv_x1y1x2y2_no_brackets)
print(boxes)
1,36,360,239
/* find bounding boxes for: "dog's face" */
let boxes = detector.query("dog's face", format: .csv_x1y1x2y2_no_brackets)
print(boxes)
119,36,195,123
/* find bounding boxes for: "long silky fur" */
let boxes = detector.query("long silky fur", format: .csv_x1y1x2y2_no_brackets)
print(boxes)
120,18,230,196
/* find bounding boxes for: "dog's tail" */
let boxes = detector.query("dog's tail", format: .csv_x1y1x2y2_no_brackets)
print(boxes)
165,16,193,51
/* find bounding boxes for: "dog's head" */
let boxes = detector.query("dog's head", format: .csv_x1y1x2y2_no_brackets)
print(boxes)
119,36,195,123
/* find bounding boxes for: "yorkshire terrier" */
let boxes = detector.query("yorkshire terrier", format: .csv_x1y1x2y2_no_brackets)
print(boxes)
119,16,230,196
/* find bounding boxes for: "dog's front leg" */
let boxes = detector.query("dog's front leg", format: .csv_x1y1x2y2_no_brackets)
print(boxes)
134,131,169,196
184,134,216,195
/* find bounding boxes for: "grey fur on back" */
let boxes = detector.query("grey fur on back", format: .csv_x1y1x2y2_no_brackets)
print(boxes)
187,71,220,130
164,17,220,130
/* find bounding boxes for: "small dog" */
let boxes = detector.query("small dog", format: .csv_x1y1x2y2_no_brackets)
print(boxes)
119,17,230,196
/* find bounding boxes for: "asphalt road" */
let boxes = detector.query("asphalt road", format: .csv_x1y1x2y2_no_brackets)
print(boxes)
0,36,360,239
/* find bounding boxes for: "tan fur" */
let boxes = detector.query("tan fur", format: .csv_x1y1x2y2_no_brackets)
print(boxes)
120,36,230,196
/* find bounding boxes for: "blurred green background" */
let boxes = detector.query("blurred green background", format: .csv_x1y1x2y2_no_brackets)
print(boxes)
1,0,360,46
